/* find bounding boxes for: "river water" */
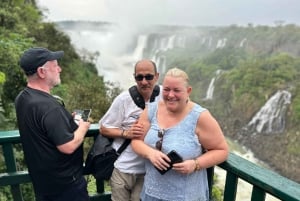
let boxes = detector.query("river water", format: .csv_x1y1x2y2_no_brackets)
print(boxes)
214,139,279,201
36,1,281,200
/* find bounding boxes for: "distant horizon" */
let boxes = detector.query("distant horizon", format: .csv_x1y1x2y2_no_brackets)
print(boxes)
55,19,298,28
37,0,300,27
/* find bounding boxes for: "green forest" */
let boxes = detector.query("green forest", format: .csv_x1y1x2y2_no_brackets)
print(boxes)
0,0,121,130
0,1,120,199
1,0,300,200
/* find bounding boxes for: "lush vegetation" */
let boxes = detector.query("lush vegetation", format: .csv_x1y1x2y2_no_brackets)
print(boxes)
0,0,120,200
0,0,121,131
1,0,300,200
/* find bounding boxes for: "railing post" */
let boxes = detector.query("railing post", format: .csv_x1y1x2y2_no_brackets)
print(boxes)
96,179,105,193
207,166,214,200
223,171,238,201
251,186,266,201
2,143,24,201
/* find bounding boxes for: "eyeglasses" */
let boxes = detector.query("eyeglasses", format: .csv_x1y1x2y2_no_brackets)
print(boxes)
134,74,155,81
53,95,65,107
155,129,165,150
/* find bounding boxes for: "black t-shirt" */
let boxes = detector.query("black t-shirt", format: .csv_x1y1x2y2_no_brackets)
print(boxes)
15,87,83,195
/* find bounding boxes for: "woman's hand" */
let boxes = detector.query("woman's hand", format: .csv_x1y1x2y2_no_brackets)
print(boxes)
148,150,171,171
172,160,196,174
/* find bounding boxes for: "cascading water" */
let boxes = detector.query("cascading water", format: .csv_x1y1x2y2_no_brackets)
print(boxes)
246,90,291,134
131,35,148,60
204,69,222,100
148,34,186,74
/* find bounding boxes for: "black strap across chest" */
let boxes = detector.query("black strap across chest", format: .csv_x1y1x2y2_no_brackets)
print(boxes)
128,85,160,109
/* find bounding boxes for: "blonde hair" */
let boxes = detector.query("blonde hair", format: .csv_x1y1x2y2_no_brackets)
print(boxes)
165,67,189,86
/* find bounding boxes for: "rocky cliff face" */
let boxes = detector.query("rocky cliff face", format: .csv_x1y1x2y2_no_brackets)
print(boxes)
238,132,300,183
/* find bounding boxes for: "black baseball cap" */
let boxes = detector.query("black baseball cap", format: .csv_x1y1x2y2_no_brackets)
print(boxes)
20,47,64,75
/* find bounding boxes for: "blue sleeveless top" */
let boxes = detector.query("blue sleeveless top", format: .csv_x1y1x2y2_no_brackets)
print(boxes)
141,102,209,201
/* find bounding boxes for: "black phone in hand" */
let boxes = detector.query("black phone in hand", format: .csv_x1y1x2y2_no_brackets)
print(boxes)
155,150,183,175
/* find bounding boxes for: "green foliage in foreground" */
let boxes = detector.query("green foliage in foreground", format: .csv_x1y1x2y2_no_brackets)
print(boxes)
0,1,119,199
0,0,119,130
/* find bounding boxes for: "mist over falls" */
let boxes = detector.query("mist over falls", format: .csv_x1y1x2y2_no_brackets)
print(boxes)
56,21,194,89
55,22,215,90
57,21,300,79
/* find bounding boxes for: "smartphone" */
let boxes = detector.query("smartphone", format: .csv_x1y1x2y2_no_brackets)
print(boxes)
74,109,92,122
155,150,183,175
81,109,92,121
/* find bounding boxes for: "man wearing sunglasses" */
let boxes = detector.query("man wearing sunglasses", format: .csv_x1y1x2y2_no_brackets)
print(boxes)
99,59,161,201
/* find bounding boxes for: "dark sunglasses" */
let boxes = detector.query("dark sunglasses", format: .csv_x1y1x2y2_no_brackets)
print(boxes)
134,74,155,81
155,129,165,150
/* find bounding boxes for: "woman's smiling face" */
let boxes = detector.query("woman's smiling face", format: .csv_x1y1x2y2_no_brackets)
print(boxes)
162,76,191,112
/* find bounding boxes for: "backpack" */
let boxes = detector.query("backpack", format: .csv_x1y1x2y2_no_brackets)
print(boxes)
83,85,160,179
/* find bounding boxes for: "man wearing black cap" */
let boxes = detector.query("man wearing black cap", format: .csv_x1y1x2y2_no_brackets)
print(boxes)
15,47,91,201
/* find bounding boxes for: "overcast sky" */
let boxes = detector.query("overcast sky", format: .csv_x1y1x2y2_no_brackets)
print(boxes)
37,0,300,27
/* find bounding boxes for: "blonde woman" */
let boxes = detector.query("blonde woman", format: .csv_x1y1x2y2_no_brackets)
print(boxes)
131,67,229,201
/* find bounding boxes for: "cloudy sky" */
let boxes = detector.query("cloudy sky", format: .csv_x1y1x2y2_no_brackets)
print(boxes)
37,0,300,27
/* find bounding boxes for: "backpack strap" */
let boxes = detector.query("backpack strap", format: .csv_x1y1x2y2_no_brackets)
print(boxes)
116,139,131,155
129,85,160,109
150,85,160,102
122,85,159,154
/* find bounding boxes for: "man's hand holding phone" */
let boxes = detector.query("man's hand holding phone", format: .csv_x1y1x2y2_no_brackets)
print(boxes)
74,109,92,124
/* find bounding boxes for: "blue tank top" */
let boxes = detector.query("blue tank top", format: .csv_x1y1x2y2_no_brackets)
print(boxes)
142,102,209,201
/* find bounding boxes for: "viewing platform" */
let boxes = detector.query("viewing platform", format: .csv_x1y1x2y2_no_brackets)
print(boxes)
1,124,300,201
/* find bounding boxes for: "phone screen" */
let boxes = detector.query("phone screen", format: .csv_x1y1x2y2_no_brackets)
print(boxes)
74,109,91,122
82,109,92,121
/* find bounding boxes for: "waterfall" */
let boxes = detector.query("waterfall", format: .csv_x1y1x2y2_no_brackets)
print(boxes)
153,55,167,74
131,35,148,60
240,38,247,47
246,90,291,134
205,77,216,100
147,34,186,74
205,70,222,100
216,38,227,49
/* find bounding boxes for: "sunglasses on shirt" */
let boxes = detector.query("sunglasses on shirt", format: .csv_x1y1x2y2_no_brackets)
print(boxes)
134,74,155,81
155,129,165,150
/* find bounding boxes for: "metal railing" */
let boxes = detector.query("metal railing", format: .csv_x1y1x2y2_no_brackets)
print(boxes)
1,124,300,201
